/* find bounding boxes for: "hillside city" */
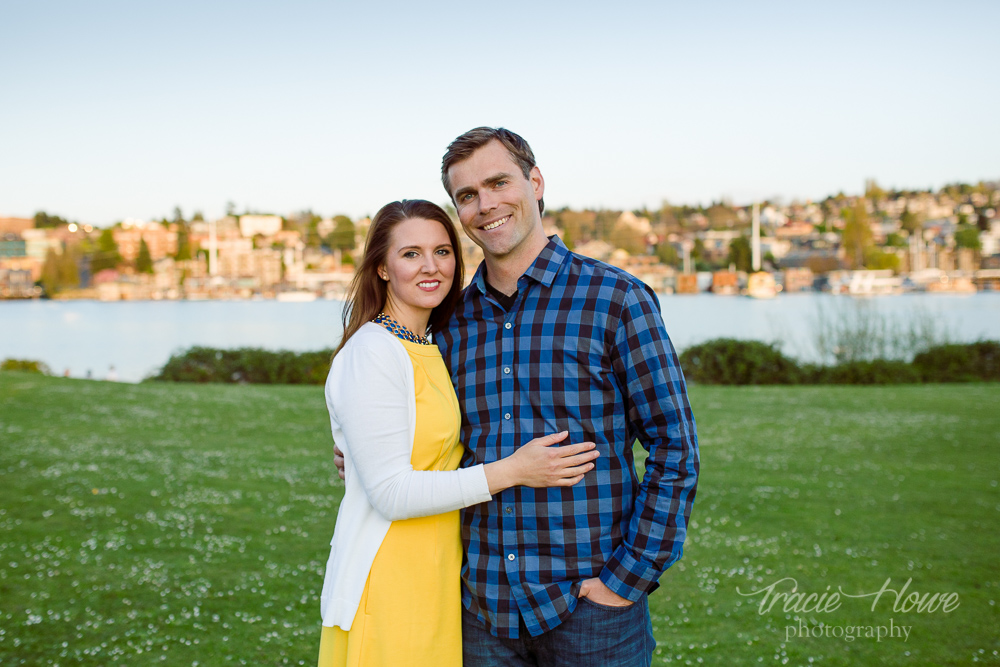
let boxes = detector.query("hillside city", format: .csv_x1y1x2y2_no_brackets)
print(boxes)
2,180,999,301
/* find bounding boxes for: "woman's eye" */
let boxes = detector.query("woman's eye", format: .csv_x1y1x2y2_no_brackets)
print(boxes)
436,248,451,256
403,251,418,258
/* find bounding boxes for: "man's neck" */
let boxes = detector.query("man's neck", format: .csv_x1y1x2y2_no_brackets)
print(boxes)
483,233,549,295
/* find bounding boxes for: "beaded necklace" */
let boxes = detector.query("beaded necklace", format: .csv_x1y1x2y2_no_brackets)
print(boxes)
372,312,430,345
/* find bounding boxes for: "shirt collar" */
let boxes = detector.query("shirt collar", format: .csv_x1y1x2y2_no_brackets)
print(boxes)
466,235,569,301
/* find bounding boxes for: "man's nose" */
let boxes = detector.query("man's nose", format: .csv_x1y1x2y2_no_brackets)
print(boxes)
478,189,499,214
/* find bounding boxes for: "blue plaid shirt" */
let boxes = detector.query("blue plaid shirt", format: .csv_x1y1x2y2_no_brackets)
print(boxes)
435,236,699,639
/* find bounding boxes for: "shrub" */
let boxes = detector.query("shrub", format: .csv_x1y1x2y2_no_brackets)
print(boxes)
679,338,800,385
912,341,1000,382
803,359,921,385
0,358,51,375
150,347,333,384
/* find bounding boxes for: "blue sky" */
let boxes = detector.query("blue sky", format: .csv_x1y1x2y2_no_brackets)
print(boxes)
1,1,997,225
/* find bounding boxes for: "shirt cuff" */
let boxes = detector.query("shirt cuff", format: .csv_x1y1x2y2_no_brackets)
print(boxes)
599,544,680,601
460,463,493,506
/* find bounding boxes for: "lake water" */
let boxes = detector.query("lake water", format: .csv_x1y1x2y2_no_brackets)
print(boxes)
2,293,998,382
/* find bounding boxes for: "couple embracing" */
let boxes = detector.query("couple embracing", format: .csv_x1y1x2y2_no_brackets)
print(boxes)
317,127,700,667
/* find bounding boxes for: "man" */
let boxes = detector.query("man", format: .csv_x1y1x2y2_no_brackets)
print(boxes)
337,127,698,666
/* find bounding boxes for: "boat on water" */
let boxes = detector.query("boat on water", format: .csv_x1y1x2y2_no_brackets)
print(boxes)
827,270,904,295
746,272,778,299
908,269,977,294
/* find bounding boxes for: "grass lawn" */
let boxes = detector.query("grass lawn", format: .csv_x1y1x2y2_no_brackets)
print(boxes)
1,373,997,665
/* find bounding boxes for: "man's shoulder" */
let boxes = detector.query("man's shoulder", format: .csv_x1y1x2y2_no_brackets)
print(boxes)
562,251,657,299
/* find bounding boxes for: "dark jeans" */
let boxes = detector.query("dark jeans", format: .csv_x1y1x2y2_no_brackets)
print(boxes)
462,594,655,667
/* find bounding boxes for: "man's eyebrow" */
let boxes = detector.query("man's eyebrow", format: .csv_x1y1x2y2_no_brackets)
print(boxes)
454,172,515,199
483,172,514,186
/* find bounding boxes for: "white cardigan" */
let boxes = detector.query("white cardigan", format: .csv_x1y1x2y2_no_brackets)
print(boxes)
320,322,492,629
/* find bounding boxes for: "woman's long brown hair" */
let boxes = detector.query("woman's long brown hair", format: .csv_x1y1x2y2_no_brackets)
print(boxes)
333,200,465,358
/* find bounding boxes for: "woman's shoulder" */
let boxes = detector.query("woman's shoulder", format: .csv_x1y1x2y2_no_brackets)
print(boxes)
331,323,406,373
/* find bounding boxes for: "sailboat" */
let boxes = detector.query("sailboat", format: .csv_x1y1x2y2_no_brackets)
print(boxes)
746,202,777,299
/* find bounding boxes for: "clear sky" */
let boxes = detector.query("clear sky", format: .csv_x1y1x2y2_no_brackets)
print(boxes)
2,0,997,225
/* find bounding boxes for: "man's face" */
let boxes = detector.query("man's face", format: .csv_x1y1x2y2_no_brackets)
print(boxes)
446,140,545,261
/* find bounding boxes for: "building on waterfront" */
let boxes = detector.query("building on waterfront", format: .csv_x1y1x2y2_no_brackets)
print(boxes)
0,217,34,235
112,223,179,262
238,215,283,237
0,267,36,298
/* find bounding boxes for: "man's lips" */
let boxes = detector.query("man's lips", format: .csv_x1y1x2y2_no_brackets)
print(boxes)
481,215,511,231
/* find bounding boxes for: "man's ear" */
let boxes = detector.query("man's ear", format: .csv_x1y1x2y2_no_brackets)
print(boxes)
530,166,545,202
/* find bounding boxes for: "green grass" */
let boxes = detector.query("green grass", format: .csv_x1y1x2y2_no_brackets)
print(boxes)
1,374,998,665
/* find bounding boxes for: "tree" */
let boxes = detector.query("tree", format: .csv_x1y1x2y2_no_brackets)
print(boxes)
655,242,679,267
58,245,80,289
885,232,907,248
40,246,80,295
557,210,595,249
34,211,71,229
864,179,887,203
328,215,356,251
303,212,324,248
175,226,193,261
842,199,873,269
899,206,922,234
136,238,154,273
192,210,205,222
595,210,618,241
40,248,61,296
727,236,752,272
90,228,123,273
706,204,738,229
955,226,981,250
864,248,901,272
658,202,679,232
172,206,185,224
609,222,646,255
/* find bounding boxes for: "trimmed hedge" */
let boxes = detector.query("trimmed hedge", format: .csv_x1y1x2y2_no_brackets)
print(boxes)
912,341,1000,382
1,358,51,375
678,339,800,385
680,338,1000,385
149,340,1000,385
150,347,333,384
802,359,921,385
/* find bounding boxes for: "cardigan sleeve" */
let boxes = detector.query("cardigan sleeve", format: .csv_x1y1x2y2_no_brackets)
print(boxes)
327,342,492,521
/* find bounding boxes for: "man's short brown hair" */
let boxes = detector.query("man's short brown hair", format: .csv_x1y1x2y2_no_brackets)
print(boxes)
441,127,544,215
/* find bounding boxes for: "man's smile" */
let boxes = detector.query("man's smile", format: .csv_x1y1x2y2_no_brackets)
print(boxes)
481,215,511,231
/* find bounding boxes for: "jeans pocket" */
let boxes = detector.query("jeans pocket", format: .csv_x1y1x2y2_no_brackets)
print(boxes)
579,596,636,613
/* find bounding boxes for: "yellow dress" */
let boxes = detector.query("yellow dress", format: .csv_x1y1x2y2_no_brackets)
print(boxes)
317,338,464,667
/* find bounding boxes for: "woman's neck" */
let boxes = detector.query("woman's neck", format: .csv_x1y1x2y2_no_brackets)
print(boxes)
383,301,431,338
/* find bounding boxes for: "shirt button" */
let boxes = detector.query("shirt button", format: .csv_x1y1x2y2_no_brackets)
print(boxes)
504,413,511,420
503,367,510,374
507,554,515,561
504,322,512,330
504,506,512,514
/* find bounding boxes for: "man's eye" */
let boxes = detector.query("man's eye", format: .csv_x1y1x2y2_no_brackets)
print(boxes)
460,193,474,202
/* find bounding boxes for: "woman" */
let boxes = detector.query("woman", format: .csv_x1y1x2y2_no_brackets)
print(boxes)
317,200,598,667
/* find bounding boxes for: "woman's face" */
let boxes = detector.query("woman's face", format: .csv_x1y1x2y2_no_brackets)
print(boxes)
380,217,456,316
